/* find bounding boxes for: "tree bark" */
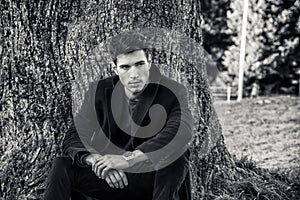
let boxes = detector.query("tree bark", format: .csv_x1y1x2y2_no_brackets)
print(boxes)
1,1,294,200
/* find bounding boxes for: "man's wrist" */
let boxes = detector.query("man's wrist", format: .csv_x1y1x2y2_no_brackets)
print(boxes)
122,150,148,166
122,151,135,167
84,153,101,165
133,149,149,164
76,152,91,167
83,154,92,165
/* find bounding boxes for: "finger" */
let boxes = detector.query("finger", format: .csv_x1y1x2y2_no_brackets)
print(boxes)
105,174,114,188
92,159,104,172
112,170,124,189
118,170,128,186
93,157,109,174
94,162,107,178
101,165,111,178
108,171,119,188
97,163,108,178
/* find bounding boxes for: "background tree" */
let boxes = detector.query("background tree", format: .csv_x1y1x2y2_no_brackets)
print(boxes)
214,0,300,96
200,0,232,72
257,0,300,95
0,0,298,199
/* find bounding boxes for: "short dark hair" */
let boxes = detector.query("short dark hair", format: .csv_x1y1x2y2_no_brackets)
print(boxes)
108,30,150,65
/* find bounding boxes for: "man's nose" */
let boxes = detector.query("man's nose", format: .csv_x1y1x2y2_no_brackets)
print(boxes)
129,67,139,78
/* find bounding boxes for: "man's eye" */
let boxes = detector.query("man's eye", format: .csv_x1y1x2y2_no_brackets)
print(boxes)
120,65,130,69
136,62,145,67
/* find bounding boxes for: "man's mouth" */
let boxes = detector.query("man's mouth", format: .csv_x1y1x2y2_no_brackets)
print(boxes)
128,81,142,85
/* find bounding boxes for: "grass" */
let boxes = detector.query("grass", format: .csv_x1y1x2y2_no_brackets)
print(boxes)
213,96,300,199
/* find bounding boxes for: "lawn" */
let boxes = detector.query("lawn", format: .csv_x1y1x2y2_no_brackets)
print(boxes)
214,95,300,176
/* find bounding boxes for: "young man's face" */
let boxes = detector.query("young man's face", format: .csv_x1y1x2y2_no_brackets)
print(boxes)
114,50,151,98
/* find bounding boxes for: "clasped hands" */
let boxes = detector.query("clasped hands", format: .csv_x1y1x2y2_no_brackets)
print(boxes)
85,153,130,189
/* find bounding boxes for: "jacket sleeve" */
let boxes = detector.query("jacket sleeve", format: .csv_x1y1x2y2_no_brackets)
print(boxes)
135,85,194,165
62,81,100,167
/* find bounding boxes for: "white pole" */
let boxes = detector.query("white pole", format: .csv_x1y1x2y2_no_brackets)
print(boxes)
227,86,231,102
237,0,249,101
298,78,300,97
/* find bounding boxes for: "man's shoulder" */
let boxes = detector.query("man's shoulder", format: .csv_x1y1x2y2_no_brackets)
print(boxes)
92,75,117,89
159,75,187,93
84,75,117,97
100,75,116,83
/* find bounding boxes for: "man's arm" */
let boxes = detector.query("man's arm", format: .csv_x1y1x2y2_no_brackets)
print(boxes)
62,81,100,166
130,149,148,164
82,149,148,179
135,84,193,165
62,124,90,166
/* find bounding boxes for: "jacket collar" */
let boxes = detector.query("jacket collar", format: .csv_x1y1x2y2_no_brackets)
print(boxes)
106,64,162,134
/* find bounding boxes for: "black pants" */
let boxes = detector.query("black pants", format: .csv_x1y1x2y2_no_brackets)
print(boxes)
44,153,190,200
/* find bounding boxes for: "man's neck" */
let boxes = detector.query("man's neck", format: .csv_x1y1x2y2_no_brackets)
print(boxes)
124,81,148,99
125,88,142,100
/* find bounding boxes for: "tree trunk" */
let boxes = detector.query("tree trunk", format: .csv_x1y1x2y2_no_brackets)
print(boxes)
0,0,295,199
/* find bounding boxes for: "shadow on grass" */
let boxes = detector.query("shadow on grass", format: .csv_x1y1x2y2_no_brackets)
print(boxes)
210,155,300,200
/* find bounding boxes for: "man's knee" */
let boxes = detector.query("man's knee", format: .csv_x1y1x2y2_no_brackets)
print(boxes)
153,152,191,199
52,156,72,168
49,156,74,178
53,156,72,166
44,157,74,199
160,152,190,175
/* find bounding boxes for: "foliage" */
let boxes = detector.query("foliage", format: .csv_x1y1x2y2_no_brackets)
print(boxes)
200,0,232,72
202,0,300,96
257,0,300,95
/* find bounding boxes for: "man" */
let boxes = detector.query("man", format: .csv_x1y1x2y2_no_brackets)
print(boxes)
44,31,193,200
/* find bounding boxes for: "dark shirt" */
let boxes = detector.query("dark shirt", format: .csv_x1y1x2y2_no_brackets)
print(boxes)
123,96,139,150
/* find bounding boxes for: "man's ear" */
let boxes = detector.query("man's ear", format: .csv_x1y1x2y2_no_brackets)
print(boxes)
111,61,118,75
113,67,118,75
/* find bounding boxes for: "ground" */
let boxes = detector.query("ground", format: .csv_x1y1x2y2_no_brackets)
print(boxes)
214,96,300,171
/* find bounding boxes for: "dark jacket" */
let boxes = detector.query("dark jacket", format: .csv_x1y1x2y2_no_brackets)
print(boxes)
62,65,193,169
